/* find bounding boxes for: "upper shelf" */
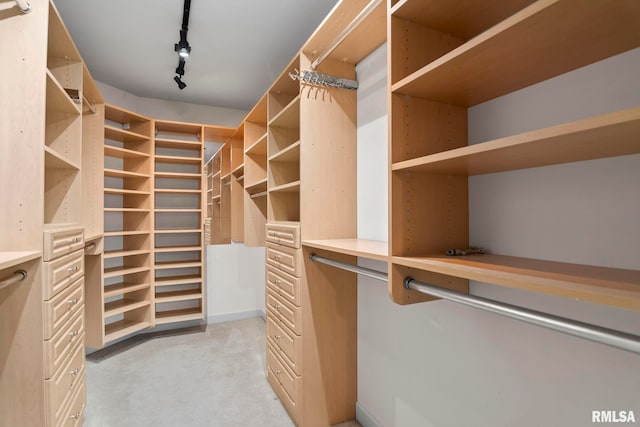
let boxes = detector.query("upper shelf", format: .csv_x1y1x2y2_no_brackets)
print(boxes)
393,254,640,311
104,125,149,143
303,239,388,262
302,0,387,66
392,108,640,175
245,133,268,156
45,70,80,115
269,95,300,128
0,251,41,271
392,0,640,106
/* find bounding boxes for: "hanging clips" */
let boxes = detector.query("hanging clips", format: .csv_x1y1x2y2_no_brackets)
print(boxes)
289,69,358,91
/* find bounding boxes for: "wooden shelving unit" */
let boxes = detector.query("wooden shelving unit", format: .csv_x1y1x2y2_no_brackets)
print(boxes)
388,0,640,308
230,125,245,243
302,239,388,262
95,104,154,348
153,120,205,323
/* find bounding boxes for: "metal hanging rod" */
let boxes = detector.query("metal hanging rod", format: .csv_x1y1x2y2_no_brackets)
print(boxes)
13,0,31,13
84,242,97,252
0,270,28,291
310,0,382,70
289,69,358,91
309,253,640,355
82,95,97,115
250,191,267,199
309,253,387,282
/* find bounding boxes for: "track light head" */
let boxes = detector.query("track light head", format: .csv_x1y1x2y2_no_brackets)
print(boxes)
174,75,187,90
175,58,185,76
174,41,191,59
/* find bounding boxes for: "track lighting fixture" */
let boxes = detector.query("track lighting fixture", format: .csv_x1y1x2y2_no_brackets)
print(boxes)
172,0,192,90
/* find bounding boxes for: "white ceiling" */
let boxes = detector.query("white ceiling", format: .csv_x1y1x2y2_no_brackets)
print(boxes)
55,0,340,111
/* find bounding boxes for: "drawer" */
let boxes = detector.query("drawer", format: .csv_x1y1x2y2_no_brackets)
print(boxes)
266,288,301,336
44,308,84,379
267,341,300,405
266,265,301,307
58,373,85,427
266,311,302,375
43,276,84,340
43,225,84,262
266,223,300,249
43,249,84,300
266,244,302,278
267,358,298,425
45,341,85,427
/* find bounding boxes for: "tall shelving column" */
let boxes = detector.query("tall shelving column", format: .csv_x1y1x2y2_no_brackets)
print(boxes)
204,157,214,245
209,148,225,244
230,125,245,243
154,121,205,324
243,94,269,246
387,0,640,307
101,104,154,346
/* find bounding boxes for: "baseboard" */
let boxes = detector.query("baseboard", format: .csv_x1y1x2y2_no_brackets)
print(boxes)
207,309,263,324
356,402,385,427
259,309,266,321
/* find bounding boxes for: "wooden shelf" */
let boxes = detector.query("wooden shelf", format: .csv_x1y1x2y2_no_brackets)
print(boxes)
393,254,640,310
232,164,244,176
105,104,151,125
154,246,202,253
212,195,221,202
155,291,203,304
104,319,151,343
104,230,150,237
245,133,268,155
45,69,81,115
155,209,202,213
269,141,300,162
391,0,640,106
104,208,148,213
104,282,151,298
154,261,202,270
392,108,640,175
156,120,202,135
104,168,150,179
104,145,149,159
104,188,150,196
269,181,300,194
246,177,268,194
103,266,150,279
221,172,231,181
154,229,202,234
154,138,201,150
104,299,151,318
269,95,300,128
155,275,202,287
154,172,201,179
154,189,201,194
104,125,149,143
103,249,149,259
154,308,203,325
0,251,41,271
155,155,202,165
44,146,80,170
303,239,388,262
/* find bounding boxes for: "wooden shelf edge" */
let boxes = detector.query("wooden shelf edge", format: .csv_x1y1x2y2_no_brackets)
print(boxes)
104,320,151,343
103,283,151,298
269,180,301,193
104,125,150,142
104,300,152,318
44,146,80,170
245,133,268,155
392,254,640,310
154,309,204,325
268,140,301,162
268,95,301,128
303,239,388,262
45,69,81,115
0,251,42,271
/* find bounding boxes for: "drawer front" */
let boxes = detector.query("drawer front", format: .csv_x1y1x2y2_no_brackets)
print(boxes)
266,311,301,375
43,250,84,300
266,244,302,278
266,265,301,307
58,375,85,427
45,341,85,426
43,226,84,262
43,277,84,340
44,308,84,379
267,342,300,404
266,288,301,336
266,358,298,424
265,223,300,249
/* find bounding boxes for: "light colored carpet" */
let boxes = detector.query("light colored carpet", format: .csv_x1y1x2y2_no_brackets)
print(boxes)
84,317,295,427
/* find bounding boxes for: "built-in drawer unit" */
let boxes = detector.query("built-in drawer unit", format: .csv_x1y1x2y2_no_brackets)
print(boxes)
59,377,86,427
267,287,301,336
266,223,300,249
267,311,302,375
43,225,84,262
43,277,84,340
266,265,301,307
44,308,84,379
43,249,84,300
266,244,302,278
45,341,85,427
267,341,300,402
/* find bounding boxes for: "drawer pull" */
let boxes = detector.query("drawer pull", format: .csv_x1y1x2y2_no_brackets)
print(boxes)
272,254,280,260
68,265,80,273
275,369,281,375
71,237,81,244
70,412,80,420
69,368,80,376
67,298,79,305
274,335,281,341
69,330,80,338
275,278,281,284
269,231,276,236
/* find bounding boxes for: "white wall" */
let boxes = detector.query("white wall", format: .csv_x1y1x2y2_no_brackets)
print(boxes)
356,45,640,427
206,243,266,323
96,81,247,128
